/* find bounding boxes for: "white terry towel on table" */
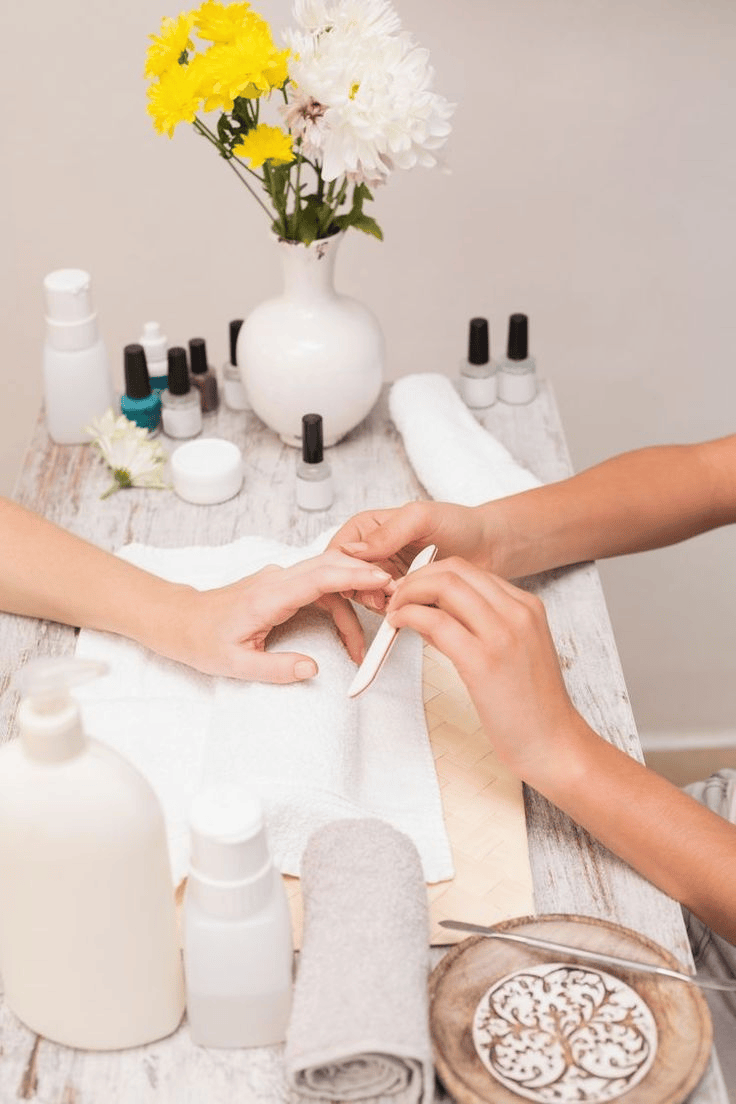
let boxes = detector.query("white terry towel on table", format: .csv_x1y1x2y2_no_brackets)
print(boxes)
389,372,542,504
74,531,453,887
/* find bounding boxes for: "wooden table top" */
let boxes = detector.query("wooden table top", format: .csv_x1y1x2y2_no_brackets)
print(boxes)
0,382,726,1102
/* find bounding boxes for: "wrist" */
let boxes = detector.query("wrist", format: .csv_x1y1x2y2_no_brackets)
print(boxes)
123,577,199,662
476,496,538,579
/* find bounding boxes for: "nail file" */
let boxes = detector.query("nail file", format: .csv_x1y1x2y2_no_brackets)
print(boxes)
347,544,438,699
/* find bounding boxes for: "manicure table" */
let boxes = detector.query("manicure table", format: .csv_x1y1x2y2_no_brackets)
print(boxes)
0,382,727,1102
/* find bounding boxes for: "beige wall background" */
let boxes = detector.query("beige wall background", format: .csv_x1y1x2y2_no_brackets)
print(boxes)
2,0,735,744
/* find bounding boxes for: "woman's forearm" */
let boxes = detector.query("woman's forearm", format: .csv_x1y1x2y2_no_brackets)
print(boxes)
535,717,736,943
0,498,188,647
484,435,736,578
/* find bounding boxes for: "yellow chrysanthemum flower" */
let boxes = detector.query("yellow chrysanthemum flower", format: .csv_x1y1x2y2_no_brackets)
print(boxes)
197,27,290,110
194,0,253,43
147,58,203,137
233,125,294,169
144,12,195,79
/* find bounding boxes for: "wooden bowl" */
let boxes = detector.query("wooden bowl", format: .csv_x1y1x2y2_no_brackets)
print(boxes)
429,914,713,1104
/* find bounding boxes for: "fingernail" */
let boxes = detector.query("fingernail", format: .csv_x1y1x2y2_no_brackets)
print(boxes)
341,541,369,553
294,660,317,680
371,568,391,580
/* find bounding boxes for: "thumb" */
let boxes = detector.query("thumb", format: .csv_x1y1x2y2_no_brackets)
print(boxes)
226,649,319,684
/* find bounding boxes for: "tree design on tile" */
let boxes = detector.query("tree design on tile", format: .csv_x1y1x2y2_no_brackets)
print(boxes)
472,963,657,1103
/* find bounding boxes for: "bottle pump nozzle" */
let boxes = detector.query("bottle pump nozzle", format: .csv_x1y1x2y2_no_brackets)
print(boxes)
15,658,108,762
16,657,109,714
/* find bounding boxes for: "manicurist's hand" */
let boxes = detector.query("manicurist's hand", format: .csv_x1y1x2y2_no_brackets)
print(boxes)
153,550,394,683
329,501,496,611
384,556,585,786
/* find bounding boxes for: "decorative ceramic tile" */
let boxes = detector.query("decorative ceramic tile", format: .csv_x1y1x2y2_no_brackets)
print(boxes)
472,962,657,1103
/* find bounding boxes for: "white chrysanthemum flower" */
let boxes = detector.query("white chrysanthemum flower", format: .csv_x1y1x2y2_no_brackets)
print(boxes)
292,0,401,38
285,11,453,186
85,410,169,499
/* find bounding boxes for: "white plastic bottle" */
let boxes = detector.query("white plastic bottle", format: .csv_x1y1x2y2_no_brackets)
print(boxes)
184,786,294,1048
0,657,185,1049
42,269,115,443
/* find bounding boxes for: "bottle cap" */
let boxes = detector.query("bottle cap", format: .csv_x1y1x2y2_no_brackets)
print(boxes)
167,347,190,395
189,786,269,883
302,413,324,464
43,269,94,324
468,317,489,365
124,344,152,399
507,313,529,360
140,321,167,361
189,337,208,375
229,319,244,366
43,269,100,351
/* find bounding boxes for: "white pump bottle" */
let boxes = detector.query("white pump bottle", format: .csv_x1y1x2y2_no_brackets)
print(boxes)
0,657,185,1049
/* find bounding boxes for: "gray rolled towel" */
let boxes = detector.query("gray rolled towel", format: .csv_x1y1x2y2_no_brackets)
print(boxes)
285,818,434,1104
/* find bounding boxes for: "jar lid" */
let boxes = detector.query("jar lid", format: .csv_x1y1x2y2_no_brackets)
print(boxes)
171,438,243,505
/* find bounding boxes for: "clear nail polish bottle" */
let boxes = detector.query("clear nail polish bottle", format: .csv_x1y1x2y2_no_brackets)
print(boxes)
189,337,219,414
222,319,249,411
296,413,334,511
498,313,537,404
459,317,497,408
120,344,161,434
161,347,202,439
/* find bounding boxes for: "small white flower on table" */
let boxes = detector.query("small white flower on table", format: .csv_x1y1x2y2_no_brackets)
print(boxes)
85,409,169,499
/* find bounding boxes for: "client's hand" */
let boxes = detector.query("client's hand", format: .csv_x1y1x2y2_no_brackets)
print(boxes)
154,550,393,683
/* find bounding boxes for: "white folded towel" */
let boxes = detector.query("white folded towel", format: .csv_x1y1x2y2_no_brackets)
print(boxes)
74,532,453,887
389,373,541,505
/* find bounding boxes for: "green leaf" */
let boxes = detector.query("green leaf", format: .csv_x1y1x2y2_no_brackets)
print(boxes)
353,214,383,240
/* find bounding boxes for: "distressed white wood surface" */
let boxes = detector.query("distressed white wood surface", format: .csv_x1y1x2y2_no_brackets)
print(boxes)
0,383,725,1102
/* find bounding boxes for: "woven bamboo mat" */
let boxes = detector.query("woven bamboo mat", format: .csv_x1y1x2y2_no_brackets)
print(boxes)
283,642,535,947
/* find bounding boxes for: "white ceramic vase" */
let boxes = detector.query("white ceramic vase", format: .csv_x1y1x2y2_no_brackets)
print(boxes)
237,233,384,447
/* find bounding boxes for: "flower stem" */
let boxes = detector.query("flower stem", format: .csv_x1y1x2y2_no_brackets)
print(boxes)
192,117,274,222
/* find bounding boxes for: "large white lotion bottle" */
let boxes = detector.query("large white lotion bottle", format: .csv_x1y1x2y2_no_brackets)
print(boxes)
0,658,185,1049
184,786,294,1047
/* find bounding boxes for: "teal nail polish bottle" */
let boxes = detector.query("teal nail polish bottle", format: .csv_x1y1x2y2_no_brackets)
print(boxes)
121,344,161,434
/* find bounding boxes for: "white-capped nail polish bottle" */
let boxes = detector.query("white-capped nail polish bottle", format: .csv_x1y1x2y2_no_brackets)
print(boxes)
498,313,537,404
459,317,497,408
296,413,334,511
139,321,169,390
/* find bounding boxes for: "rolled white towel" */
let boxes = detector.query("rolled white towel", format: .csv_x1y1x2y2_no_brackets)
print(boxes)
389,373,541,505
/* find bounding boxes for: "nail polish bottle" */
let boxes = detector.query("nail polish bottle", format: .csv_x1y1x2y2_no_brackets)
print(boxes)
296,413,333,511
189,337,219,414
139,321,169,390
459,317,496,408
161,347,202,439
222,319,249,411
498,313,537,405
120,344,161,434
